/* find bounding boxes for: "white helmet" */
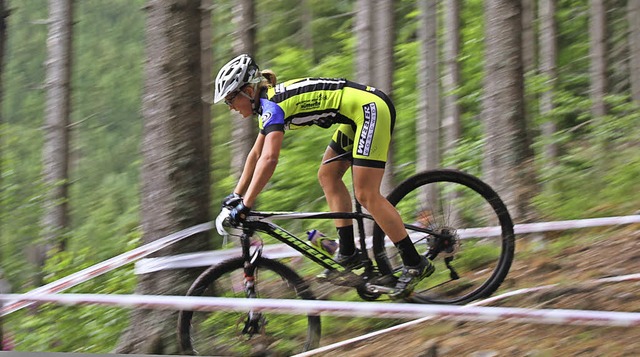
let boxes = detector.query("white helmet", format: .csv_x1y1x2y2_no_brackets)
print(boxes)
214,54,260,103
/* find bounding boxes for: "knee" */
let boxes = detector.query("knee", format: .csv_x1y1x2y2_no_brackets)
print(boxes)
354,189,380,208
318,163,348,189
318,166,339,190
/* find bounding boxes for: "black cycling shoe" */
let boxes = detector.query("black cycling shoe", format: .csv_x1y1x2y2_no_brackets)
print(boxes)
317,249,363,279
388,256,435,299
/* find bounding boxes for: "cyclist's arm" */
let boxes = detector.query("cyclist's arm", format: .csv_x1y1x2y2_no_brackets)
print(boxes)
243,130,284,207
233,133,265,196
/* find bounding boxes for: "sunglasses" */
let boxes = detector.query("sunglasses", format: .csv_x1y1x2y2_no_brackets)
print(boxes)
224,90,241,106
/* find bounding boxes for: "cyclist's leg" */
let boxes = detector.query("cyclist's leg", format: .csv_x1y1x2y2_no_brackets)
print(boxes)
318,124,354,229
344,86,434,296
352,166,406,242
343,86,402,242
318,124,359,259
352,167,435,298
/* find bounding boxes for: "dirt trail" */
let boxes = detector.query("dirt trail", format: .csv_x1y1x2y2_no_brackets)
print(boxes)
316,226,640,357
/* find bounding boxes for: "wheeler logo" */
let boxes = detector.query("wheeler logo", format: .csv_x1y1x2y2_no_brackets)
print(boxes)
357,102,377,156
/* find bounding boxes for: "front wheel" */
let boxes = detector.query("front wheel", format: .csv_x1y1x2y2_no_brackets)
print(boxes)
373,169,515,304
177,257,321,356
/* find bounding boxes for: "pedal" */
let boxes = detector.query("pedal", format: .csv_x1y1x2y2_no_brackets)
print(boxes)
365,284,395,294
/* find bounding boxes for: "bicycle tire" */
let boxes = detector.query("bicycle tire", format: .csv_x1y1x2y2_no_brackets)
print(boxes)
372,169,515,304
177,256,321,356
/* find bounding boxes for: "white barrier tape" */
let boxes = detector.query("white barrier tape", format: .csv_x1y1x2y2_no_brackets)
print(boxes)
134,243,300,275
135,215,640,274
1,293,639,328
459,214,640,238
470,272,640,306
295,272,640,356
514,214,640,234
597,273,640,283
0,222,212,317
293,312,434,357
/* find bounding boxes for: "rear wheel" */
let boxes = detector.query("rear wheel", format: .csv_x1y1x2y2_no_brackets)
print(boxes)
372,169,515,304
177,256,321,356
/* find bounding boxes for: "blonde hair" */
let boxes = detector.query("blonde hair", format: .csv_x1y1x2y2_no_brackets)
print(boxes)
259,69,277,89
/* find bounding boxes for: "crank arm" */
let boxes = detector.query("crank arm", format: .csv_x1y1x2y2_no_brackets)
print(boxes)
365,284,395,294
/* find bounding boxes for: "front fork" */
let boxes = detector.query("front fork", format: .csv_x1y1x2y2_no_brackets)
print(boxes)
240,230,266,336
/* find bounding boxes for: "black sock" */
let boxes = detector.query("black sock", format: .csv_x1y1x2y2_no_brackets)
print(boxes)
394,236,421,266
337,225,355,256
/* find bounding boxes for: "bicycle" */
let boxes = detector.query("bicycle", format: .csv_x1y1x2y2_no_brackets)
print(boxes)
177,156,515,356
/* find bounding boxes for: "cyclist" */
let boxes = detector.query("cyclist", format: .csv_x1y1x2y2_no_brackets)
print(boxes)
214,54,433,298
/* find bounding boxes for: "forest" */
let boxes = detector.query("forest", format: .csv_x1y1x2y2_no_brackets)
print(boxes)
0,0,639,354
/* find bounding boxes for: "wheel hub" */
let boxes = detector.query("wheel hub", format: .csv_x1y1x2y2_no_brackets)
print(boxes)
429,226,460,258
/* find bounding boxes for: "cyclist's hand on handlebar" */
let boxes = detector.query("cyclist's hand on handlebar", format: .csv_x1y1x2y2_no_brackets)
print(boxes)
222,192,243,208
215,207,231,235
229,201,251,226
214,201,250,234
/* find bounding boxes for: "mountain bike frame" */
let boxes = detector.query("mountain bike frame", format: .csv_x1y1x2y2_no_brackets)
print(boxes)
218,204,437,277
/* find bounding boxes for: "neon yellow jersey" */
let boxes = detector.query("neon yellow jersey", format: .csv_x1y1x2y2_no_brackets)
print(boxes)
259,78,349,133
258,78,396,168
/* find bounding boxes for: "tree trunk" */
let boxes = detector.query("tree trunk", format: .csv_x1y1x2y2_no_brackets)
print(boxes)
482,0,536,221
372,0,394,100
539,0,558,164
441,0,463,224
417,0,440,208
417,0,440,174
589,0,608,118
521,0,536,75
39,0,74,280
230,0,257,179
116,1,212,353
521,0,536,149
442,0,462,162
354,0,373,84
373,0,395,196
0,1,5,175
628,0,640,103
0,1,7,348
202,0,212,184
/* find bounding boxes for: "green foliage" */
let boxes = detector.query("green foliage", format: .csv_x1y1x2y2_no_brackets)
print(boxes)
270,46,317,79
1,1,144,352
532,96,640,219
1,0,639,353
441,138,484,176
7,244,138,352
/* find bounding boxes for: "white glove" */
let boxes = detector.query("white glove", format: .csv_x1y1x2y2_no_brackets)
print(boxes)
215,207,232,236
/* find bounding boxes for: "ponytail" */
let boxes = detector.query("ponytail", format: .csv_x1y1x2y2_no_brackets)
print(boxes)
259,69,277,89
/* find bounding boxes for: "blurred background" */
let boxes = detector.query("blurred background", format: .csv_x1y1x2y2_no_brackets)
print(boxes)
0,0,638,353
